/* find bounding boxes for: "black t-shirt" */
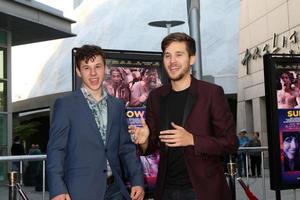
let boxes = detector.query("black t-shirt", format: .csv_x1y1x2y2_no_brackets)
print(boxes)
165,87,192,189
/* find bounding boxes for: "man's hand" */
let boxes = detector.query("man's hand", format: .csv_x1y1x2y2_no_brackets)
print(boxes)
130,186,144,200
159,122,194,147
128,118,150,145
52,194,71,200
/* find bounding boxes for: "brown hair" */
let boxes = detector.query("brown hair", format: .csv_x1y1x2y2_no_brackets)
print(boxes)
74,45,106,69
161,32,196,56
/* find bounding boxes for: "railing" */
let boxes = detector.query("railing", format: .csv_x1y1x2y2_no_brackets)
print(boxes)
237,146,268,200
0,150,270,200
0,155,47,200
0,148,298,200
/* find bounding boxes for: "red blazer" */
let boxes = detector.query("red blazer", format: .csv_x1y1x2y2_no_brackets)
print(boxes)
145,76,239,200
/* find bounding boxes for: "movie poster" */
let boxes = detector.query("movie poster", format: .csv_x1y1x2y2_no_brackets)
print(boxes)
264,54,300,190
276,67,300,185
104,58,162,196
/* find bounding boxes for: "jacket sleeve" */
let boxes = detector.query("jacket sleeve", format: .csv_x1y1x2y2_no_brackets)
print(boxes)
47,99,69,198
143,91,160,156
193,86,239,156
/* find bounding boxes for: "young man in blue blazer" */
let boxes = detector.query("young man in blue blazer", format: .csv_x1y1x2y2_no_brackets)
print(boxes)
47,45,144,200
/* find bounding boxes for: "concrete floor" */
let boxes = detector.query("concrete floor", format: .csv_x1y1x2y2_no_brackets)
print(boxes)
0,171,300,200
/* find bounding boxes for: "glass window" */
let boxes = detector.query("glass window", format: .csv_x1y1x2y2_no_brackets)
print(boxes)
0,114,7,181
0,81,7,112
0,31,6,46
0,114,6,146
0,49,7,79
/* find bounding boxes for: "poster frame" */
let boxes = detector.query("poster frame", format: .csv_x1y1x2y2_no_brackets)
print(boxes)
264,53,300,190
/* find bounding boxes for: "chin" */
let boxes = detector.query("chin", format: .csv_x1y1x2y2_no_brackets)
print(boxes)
89,85,101,90
170,74,184,81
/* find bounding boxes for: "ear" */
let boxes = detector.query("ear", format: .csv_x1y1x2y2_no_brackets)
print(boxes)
75,67,82,78
189,55,196,66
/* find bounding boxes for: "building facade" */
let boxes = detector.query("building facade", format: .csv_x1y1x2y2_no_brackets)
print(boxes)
238,0,300,148
0,0,74,180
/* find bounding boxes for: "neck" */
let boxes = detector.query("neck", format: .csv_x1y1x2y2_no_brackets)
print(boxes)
171,74,191,91
284,86,291,92
113,83,121,89
92,92,102,101
84,86,102,101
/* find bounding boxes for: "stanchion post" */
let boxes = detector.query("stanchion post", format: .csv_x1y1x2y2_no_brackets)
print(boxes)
276,190,281,200
227,155,237,200
8,171,18,200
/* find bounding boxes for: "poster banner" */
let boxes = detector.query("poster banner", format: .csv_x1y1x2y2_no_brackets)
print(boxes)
264,54,300,190
277,70,300,185
125,106,159,192
103,50,163,197
104,61,162,196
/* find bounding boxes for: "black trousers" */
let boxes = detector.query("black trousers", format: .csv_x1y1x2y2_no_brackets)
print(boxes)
162,188,197,200
250,155,261,177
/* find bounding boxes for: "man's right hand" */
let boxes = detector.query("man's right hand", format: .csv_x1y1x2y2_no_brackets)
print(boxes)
128,118,150,145
52,194,71,200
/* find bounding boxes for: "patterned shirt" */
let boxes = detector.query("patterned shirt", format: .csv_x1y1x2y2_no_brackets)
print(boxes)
81,87,112,177
81,87,108,145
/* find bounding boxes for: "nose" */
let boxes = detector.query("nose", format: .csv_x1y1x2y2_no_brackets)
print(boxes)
291,139,297,148
170,55,176,63
90,67,97,76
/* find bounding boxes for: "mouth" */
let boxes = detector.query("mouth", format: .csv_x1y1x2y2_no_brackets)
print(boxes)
168,66,179,73
289,150,296,154
89,78,99,85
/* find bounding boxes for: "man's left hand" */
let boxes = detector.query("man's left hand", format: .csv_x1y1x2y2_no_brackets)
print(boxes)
159,122,194,147
130,186,144,200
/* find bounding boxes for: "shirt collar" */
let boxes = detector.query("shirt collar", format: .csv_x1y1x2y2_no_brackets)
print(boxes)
81,86,108,104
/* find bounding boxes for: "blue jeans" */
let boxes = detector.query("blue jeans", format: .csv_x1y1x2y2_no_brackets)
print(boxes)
162,188,197,200
104,182,125,200
237,154,246,177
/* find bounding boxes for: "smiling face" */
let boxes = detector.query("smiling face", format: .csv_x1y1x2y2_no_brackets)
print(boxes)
144,70,158,89
284,135,298,159
76,55,105,96
163,41,195,82
281,73,291,87
111,69,123,87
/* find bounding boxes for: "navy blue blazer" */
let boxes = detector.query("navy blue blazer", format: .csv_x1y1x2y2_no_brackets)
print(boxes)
47,90,144,200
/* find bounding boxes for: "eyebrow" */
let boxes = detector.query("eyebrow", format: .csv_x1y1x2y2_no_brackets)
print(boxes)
284,136,297,140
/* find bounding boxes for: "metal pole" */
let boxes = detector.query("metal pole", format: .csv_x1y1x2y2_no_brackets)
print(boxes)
227,155,237,200
261,151,266,200
43,160,46,200
20,161,23,185
166,23,171,35
245,153,249,185
276,190,281,200
16,183,29,200
8,171,18,200
187,0,202,80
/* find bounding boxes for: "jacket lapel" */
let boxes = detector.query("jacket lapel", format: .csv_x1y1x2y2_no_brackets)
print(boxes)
160,95,169,153
181,76,199,126
74,90,105,146
106,96,114,143
182,93,197,126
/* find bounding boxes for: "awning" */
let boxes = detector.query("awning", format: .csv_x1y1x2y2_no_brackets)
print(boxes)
0,0,76,46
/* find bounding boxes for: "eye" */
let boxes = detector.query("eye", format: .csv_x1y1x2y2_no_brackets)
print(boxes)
285,136,296,143
164,54,171,59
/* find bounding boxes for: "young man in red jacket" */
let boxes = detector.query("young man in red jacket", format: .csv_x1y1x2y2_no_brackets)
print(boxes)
129,32,238,200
